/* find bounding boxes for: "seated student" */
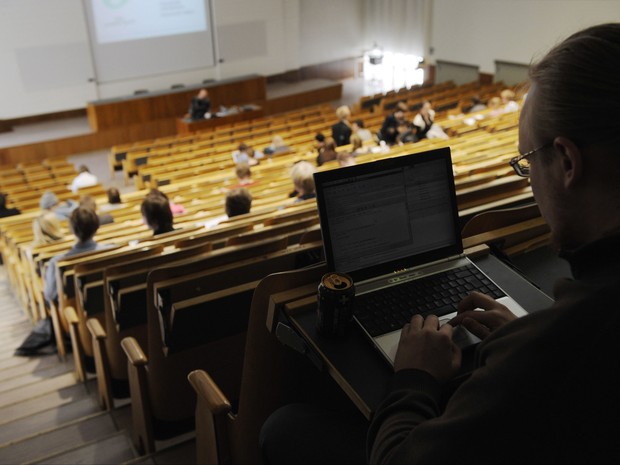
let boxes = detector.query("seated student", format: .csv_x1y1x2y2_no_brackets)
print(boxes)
337,151,356,167
379,102,408,145
232,162,258,188
316,137,338,167
412,100,435,139
32,211,64,246
32,191,73,246
396,121,419,144
264,135,291,157
148,188,185,216
99,187,126,213
413,100,449,140
309,132,327,161
141,192,175,236
0,192,20,218
331,105,352,146
203,187,253,228
225,187,252,218
350,134,371,156
500,88,520,112
38,190,78,221
232,143,265,165
469,96,487,113
79,195,114,225
69,165,98,193
290,161,317,203
487,96,504,117
352,119,373,143
43,206,112,305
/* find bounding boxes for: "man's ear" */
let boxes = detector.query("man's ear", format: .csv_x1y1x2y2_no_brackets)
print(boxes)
553,137,583,188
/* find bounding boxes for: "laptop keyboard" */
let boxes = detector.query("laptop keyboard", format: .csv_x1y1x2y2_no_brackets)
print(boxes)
354,263,505,337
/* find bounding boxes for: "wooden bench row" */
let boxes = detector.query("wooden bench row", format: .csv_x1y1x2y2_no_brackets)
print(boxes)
114,80,510,186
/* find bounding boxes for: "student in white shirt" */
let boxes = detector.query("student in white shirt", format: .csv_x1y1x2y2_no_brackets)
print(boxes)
69,165,98,193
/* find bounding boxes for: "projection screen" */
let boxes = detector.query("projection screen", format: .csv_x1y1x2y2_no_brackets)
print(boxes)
83,0,216,83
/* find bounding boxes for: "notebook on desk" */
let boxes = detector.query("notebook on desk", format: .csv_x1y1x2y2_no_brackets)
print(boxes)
314,147,528,365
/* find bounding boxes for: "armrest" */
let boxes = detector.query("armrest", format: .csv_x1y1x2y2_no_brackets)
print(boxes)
188,369,232,415
63,306,79,325
121,336,148,366
120,336,153,454
63,305,86,382
188,369,234,465
86,317,107,340
86,317,113,409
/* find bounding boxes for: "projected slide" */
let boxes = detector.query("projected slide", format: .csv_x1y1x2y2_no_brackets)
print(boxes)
92,0,208,44
84,0,216,82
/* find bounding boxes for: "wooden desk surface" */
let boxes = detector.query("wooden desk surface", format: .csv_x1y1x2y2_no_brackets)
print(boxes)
176,106,264,134
278,252,554,419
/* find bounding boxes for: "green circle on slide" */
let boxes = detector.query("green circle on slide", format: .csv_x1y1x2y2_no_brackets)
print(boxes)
103,0,129,9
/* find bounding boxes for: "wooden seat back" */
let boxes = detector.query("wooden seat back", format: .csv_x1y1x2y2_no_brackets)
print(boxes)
61,245,164,380
121,238,323,454
102,237,288,392
188,262,360,465
225,217,319,247
461,202,550,257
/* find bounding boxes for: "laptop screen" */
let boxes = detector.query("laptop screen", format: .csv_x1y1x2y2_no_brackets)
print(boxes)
314,148,463,282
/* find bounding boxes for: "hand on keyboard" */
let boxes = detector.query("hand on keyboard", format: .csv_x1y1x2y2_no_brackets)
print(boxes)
394,314,462,381
448,291,518,340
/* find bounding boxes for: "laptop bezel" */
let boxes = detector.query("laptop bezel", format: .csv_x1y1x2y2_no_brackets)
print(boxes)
314,147,464,282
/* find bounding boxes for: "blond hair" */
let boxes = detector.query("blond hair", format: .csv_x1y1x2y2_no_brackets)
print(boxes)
335,105,351,120
291,161,316,195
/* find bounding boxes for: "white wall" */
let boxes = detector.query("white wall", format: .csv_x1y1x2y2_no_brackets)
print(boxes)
430,0,620,74
0,0,97,119
2,0,618,119
299,0,364,66
0,0,365,119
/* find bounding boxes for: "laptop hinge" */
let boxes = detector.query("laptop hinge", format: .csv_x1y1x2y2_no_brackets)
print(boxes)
356,255,470,295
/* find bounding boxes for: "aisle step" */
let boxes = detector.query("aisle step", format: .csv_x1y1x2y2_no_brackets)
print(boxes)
27,430,137,465
0,396,101,447
0,411,121,464
0,358,74,395
0,378,97,426
0,372,77,409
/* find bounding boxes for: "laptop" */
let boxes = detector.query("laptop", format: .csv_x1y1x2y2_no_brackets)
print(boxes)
314,147,528,365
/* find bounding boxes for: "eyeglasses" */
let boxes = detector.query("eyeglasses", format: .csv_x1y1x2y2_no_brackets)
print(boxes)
509,143,552,177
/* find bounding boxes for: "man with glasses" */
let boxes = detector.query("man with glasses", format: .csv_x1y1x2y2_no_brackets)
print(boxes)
261,23,620,465
367,23,620,464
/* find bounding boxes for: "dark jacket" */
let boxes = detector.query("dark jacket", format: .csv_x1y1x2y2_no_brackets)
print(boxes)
189,96,211,120
0,207,20,218
379,114,401,145
331,121,352,146
317,149,338,167
369,230,620,464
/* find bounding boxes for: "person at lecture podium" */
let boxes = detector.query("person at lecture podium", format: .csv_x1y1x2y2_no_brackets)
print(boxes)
188,88,211,120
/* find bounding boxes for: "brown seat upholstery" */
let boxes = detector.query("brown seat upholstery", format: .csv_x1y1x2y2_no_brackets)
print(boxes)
188,262,357,465
225,218,319,247
461,202,550,257
121,239,324,455
89,237,287,410
64,245,164,381
47,244,124,359
86,241,213,410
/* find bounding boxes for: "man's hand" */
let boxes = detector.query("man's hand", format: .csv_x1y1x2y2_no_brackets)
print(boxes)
448,291,517,340
393,314,462,382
